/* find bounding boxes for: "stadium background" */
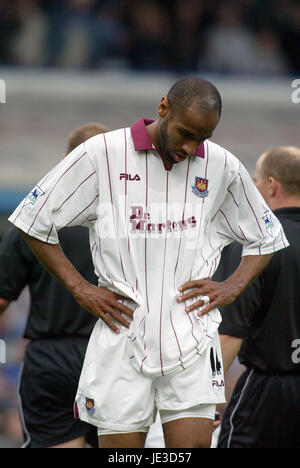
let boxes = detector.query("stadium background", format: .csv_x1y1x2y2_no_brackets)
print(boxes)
0,0,299,447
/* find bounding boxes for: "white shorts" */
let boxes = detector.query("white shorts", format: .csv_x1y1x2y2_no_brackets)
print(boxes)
75,320,226,434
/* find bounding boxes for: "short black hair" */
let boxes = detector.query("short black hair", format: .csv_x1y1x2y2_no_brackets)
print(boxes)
167,77,222,118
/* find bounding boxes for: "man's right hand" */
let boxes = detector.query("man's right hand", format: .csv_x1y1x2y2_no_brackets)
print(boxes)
73,283,134,334
17,232,133,334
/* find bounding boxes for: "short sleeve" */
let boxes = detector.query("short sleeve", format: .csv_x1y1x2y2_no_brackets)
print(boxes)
8,144,99,244
214,162,289,256
213,242,262,338
0,227,33,300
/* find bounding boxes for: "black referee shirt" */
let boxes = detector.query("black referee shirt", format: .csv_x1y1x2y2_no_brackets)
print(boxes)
213,207,300,374
0,226,98,340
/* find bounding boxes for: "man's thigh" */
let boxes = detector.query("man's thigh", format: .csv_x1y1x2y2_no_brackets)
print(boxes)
163,417,214,448
161,404,215,448
98,432,147,449
97,418,214,449
97,412,214,449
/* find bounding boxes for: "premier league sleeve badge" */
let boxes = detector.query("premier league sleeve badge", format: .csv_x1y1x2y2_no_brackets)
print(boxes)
262,210,274,237
24,185,45,207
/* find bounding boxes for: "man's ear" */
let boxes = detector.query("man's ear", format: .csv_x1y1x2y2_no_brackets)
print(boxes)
158,96,170,119
268,177,279,198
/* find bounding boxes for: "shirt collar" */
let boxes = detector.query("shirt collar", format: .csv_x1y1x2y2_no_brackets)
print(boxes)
130,119,205,158
273,207,300,216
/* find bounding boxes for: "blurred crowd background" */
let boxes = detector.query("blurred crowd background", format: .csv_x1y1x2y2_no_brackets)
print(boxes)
0,0,300,74
0,0,299,448
0,291,28,447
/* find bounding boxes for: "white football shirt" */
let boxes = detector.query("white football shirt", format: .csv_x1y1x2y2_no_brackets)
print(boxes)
9,119,288,377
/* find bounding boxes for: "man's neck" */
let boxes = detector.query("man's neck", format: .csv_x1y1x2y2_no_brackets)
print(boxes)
145,120,160,149
271,198,300,211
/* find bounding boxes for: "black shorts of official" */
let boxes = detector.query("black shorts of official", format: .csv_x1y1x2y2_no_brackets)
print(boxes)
218,368,300,448
18,337,98,448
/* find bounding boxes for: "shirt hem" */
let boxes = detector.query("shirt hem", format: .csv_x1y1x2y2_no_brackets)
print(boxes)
242,240,288,256
8,217,59,245
156,396,226,412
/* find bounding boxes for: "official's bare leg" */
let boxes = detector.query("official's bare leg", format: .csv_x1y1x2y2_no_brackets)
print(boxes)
48,436,86,448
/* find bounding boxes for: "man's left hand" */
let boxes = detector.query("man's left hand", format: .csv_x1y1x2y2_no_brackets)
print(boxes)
177,279,241,316
177,254,273,316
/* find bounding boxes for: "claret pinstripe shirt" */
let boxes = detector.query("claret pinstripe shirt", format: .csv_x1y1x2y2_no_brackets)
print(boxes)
9,119,288,377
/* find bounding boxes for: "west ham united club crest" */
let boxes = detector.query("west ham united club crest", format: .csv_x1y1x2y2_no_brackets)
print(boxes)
192,177,209,198
85,398,95,415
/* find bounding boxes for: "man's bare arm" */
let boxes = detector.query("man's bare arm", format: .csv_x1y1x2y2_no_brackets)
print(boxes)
18,230,134,333
0,298,10,316
219,334,243,375
177,253,273,316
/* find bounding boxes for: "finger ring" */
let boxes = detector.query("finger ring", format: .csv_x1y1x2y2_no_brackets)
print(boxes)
201,295,210,305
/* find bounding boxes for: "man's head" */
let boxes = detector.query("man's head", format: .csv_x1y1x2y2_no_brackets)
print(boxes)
156,77,222,164
66,122,108,155
254,146,300,210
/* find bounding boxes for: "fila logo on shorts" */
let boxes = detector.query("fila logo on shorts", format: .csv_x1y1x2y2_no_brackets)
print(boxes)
210,348,225,389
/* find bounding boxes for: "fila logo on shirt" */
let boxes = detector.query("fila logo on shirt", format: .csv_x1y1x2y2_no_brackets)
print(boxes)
120,173,141,181
210,347,224,389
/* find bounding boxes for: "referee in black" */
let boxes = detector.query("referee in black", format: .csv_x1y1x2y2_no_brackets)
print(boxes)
213,146,300,448
0,122,108,448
